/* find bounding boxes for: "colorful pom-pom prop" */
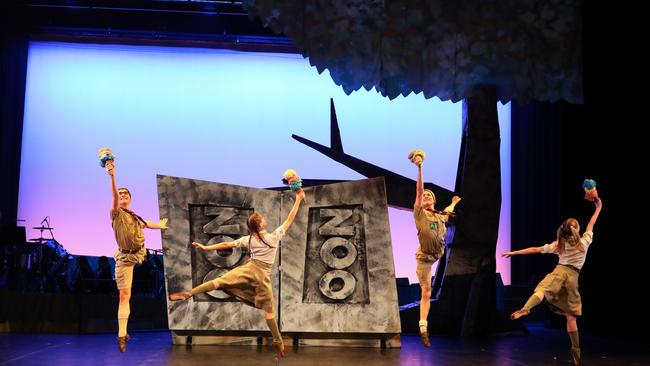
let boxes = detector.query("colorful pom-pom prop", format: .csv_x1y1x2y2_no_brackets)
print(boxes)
408,149,426,165
282,169,305,202
582,178,599,201
98,147,115,168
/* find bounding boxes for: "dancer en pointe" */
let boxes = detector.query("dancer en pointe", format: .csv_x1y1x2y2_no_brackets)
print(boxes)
502,196,602,366
103,153,167,353
168,189,305,358
409,149,461,347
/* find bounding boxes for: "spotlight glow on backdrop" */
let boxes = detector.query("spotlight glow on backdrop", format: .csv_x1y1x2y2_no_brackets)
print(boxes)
18,41,511,284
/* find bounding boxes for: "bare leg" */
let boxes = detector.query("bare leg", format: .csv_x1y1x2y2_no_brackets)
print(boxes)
419,285,432,347
419,285,432,323
117,287,131,352
118,287,131,336
566,314,578,332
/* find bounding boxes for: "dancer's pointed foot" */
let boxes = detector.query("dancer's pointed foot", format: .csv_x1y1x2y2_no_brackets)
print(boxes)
419,331,430,347
117,334,129,353
571,347,581,366
510,308,530,320
168,292,191,301
272,339,285,358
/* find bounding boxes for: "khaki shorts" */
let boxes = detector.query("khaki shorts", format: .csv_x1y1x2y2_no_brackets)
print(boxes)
215,259,275,314
115,260,135,290
415,248,442,288
114,247,145,290
535,265,582,316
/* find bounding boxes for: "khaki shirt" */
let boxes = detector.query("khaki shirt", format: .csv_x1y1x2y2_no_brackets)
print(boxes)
414,204,448,256
111,208,146,264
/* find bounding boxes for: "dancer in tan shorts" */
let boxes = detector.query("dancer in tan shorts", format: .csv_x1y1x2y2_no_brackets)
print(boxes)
409,149,461,347
104,157,167,352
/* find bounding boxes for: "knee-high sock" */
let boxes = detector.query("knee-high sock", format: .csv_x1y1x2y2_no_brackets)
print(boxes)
118,302,130,337
419,319,428,334
522,293,542,311
568,330,580,349
265,317,282,344
189,281,217,296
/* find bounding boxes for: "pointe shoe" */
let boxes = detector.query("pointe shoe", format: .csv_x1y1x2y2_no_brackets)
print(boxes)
510,308,530,320
419,330,430,347
117,334,129,353
168,292,191,301
272,340,285,358
571,347,581,366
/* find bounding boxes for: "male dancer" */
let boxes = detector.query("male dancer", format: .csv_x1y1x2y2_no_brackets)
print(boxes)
105,159,167,352
410,150,460,346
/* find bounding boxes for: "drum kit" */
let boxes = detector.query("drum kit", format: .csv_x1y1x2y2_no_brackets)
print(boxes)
22,220,71,279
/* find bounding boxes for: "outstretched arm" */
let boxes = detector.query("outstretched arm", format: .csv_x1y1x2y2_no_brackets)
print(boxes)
585,197,602,233
415,162,424,208
145,218,168,230
281,190,305,232
192,241,237,251
501,246,542,258
106,161,119,212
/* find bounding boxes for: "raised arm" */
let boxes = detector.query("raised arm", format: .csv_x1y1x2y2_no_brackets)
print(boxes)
281,190,305,232
585,197,602,233
192,240,237,251
106,161,119,212
415,162,424,208
501,246,542,258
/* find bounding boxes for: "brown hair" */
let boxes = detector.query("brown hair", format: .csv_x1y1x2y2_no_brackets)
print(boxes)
117,187,131,198
556,218,583,254
247,212,271,248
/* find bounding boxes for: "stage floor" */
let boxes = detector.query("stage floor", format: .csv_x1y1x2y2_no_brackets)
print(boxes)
1,324,648,366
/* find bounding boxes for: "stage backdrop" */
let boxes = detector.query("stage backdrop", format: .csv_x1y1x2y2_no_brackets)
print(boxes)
17,41,511,284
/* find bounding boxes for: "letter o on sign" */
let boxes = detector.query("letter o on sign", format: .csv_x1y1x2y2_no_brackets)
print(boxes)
319,237,357,270
204,235,243,267
318,269,356,300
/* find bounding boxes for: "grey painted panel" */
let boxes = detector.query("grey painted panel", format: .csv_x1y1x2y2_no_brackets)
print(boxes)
158,175,279,331
280,177,401,333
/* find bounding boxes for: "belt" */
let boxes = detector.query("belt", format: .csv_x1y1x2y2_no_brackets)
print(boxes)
559,263,580,273
120,248,142,254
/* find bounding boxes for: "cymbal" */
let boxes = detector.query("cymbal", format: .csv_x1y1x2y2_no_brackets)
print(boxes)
32,226,54,230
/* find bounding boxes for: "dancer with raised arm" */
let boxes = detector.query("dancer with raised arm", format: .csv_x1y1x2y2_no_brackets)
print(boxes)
101,148,167,353
502,194,603,366
168,188,305,358
409,150,461,347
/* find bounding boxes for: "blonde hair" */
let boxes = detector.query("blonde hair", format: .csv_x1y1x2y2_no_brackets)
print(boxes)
557,218,583,254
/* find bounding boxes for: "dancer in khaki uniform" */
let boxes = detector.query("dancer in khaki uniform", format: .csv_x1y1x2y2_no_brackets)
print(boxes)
409,150,460,347
502,197,602,366
169,189,305,358
105,159,167,352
